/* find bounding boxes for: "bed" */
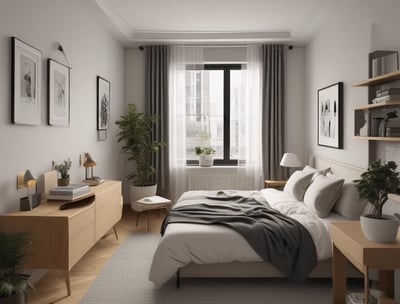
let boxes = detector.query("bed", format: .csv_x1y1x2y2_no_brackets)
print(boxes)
149,155,367,287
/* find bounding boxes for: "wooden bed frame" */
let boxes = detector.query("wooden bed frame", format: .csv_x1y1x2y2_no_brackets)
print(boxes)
176,155,366,286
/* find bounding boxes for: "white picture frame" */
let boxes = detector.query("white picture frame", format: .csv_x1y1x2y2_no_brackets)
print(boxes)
48,59,70,127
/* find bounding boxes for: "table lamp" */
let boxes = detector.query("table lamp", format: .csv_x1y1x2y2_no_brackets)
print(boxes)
280,153,301,179
83,153,103,185
19,169,41,211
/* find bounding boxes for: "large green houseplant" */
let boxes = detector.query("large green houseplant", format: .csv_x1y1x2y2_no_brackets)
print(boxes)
354,160,400,242
0,231,32,303
116,104,165,203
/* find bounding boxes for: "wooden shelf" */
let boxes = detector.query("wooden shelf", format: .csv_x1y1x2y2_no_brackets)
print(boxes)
353,70,400,87
354,101,400,110
354,136,400,141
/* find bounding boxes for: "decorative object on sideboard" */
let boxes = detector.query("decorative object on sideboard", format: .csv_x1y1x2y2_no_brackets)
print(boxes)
116,104,166,204
195,146,216,167
82,153,104,186
97,76,110,131
48,58,70,127
54,158,71,186
0,231,33,303
11,36,42,125
317,82,343,149
17,169,41,211
354,160,400,243
280,152,301,179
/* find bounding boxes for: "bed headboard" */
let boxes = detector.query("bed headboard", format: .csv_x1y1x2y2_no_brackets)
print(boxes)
309,154,366,182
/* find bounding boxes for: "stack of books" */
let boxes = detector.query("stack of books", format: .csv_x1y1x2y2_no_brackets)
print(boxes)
47,184,91,201
373,88,400,103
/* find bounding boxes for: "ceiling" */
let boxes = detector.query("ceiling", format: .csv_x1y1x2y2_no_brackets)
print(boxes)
89,0,332,47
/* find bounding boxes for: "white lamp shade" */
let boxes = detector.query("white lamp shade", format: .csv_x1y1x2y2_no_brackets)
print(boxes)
280,153,301,168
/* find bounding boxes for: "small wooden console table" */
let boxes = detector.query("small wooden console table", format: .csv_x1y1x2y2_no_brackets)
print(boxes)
0,180,123,296
330,221,400,304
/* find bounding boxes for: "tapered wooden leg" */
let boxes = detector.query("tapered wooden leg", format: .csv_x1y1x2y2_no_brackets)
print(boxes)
332,243,346,304
147,211,150,232
363,266,369,304
136,212,141,227
64,270,71,296
113,225,119,240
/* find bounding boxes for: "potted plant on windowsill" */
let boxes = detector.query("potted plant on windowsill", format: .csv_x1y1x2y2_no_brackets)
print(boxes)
0,231,33,304
354,160,400,243
54,158,71,186
195,146,216,167
116,104,166,205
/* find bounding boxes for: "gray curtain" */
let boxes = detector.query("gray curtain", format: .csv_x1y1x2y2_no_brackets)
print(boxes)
261,44,285,180
145,45,170,197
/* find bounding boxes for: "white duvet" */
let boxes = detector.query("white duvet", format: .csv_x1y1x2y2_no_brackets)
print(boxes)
148,189,332,287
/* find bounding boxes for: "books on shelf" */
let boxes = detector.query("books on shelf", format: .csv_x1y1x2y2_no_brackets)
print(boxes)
47,184,90,201
372,95,400,103
376,87,400,97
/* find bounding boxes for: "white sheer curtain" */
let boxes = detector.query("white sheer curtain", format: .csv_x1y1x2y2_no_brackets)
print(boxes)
237,45,263,189
168,46,203,201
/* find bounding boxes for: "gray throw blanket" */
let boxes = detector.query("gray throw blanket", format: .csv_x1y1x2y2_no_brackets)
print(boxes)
161,191,317,280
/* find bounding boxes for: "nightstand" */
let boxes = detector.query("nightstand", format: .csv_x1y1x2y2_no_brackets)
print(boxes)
330,221,400,304
264,179,286,189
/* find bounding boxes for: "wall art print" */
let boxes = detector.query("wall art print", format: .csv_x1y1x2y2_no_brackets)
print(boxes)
97,76,110,130
48,59,70,127
317,82,343,149
12,37,42,125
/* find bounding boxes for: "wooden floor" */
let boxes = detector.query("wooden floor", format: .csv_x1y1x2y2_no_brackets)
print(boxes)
28,205,165,304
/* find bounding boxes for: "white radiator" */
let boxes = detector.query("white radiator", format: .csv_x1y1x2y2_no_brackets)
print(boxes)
187,174,253,190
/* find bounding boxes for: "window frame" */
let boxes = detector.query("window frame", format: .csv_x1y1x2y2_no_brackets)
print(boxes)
186,63,242,166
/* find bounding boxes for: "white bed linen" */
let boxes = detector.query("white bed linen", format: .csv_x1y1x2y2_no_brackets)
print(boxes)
148,189,332,287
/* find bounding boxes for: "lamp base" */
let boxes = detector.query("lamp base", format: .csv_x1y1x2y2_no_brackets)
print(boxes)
20,193,42,211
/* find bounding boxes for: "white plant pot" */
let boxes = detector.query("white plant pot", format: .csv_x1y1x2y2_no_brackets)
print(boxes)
129,184,157,210
360,214,399,243
199,154,214,167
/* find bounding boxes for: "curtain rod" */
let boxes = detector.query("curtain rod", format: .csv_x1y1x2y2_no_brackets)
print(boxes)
138,44,294,50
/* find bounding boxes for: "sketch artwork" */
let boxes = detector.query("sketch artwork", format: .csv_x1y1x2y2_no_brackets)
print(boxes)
97,76,110,130
318,82,343,149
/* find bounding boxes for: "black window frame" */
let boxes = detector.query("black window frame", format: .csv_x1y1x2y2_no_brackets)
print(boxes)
186,64,242,166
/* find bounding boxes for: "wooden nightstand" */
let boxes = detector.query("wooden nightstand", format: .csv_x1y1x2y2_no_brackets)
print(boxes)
264,179,286,189
330,221,400,304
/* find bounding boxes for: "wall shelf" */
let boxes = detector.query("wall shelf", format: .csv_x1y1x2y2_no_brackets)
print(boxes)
354,101,400,110
354,136,400,141
353,70,400,87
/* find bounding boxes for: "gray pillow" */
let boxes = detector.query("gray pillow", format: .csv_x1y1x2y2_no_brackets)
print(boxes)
333,182,368,218
283,170,314,201
303,174,344,218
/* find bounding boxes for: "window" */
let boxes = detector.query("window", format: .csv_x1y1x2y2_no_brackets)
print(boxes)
185,64,242,165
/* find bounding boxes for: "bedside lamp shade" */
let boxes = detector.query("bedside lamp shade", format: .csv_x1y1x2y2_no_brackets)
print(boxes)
280,153,301,179
23,169,36,188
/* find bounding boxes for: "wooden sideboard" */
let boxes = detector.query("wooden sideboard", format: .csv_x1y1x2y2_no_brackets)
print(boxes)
0,180,123,296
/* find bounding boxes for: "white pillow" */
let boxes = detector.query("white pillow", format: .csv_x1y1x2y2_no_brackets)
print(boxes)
302,165,331,175
283,170,314,201
333,182,368,218
303,174,344,218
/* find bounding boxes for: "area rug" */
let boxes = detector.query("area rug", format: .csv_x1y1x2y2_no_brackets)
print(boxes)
80,233,352,304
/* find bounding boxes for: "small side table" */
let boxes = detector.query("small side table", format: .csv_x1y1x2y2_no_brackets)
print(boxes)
330,221,400,304
264,179,286,190
132,196,172,231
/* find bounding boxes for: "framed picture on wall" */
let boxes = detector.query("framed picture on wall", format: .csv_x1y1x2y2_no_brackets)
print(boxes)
317,82,343,149
11,37,42,125
48,59,70,127
97,76,110,130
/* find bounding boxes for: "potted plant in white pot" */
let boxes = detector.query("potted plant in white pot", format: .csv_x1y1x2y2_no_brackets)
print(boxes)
116,104,165,205
354,160,400,243
195,146,216,167
0,231,33,304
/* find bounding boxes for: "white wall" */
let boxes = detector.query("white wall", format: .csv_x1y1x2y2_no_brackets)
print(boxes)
305,0,400,169
0,0,125,214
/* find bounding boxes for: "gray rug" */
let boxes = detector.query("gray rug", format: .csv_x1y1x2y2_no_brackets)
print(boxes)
80,233,355,304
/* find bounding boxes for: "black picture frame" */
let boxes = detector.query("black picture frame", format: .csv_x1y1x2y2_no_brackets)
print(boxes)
317,82,343,149
48,59,70,127
97,76,110,130
11,37,42,125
